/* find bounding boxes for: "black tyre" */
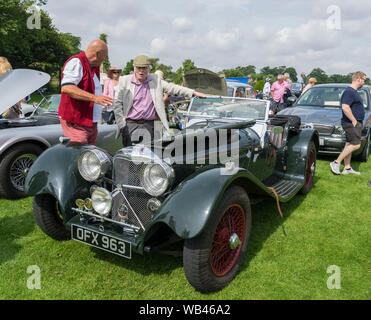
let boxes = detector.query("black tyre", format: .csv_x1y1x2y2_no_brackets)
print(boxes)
358,134,369,162
0,143,44,199
300,140,316,195
183,185,251,293
33,194,70,241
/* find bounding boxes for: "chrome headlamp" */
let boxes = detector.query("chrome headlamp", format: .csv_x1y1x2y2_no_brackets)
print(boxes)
91,187,112,216
78,149,111,182
139,162,174,197
334,126,345,135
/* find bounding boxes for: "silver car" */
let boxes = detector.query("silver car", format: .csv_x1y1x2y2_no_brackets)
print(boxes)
0,69,121,199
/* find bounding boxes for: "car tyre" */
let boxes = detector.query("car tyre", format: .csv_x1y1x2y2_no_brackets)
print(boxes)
33,194,71,241
300,140,316,194
0,143,43,199
183,185,251,293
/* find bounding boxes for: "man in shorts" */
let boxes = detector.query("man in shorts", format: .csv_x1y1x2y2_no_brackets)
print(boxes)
330,71,367,175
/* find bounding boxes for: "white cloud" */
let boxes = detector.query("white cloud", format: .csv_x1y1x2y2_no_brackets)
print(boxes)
206,28,240,50
253,26,270,42
97,19,138,39
172,17,193,33
150,38,168,54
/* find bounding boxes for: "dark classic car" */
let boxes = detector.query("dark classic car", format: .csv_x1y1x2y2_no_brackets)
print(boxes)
0,69,121,199
278,84,371,162
25,96,319,293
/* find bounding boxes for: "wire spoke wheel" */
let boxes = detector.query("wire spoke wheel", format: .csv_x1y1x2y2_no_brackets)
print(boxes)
305,149,315,189
210,204,246,277
9,153,37,192
183,185,251,293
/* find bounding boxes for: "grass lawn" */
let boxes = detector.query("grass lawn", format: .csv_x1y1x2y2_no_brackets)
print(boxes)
0,157,370,300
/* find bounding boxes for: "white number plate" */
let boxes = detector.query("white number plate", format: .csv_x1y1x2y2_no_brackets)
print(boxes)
319,138,325,146
71,224,131,259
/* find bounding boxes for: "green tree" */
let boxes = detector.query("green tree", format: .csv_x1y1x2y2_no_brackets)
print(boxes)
308,68,329,84
284,67,298,82
99,33,110,72
122,59,134,75
171,59,196,84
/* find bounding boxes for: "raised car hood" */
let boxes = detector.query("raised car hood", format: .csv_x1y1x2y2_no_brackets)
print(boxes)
182,68,228,96
278,106,342,126
0,69,50,114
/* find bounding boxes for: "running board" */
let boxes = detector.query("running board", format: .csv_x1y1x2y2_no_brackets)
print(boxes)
268,179,303,200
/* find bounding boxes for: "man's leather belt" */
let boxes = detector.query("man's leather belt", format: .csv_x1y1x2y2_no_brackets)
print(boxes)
126,118,154,124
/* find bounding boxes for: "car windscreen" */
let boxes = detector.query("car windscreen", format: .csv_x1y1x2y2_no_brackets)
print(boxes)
34,95,61,114
296,87,368,108
188,97,268,120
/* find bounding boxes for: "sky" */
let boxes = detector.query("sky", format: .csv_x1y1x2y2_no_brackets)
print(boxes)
44,0,371,76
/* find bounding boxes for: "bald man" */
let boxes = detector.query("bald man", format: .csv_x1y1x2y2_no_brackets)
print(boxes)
58,39,113,145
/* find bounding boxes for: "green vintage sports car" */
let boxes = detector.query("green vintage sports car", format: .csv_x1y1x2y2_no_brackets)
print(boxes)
25,97,319,293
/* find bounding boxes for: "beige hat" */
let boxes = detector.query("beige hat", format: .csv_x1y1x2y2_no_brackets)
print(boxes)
107,67,122,79
133,54,151,67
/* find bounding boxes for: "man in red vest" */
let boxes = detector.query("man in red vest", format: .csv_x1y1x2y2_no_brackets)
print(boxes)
58,39,113,145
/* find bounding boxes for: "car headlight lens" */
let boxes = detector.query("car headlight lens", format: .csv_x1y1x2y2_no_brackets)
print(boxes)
78,149,111,181
140,163,174,197
334,126,345,135
91,187,112,216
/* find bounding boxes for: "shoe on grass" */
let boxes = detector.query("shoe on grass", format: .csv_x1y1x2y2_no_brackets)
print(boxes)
330,161,340,175
342,167,360,175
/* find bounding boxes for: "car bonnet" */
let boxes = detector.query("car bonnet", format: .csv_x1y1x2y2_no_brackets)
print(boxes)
0,69,51,114
182,68,228,96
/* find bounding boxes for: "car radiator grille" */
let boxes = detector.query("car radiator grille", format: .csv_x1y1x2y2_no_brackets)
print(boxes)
111,157,155,230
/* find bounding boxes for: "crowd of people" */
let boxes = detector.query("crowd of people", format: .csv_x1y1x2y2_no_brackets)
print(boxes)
0,39,368,177
260,71,318,115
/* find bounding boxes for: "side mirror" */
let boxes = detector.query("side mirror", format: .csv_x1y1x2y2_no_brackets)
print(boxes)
287,96,297,106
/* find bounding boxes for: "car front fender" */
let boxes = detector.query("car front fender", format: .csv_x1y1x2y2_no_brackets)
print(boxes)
143,166,272,241
285,128,319,181
24,143,91,221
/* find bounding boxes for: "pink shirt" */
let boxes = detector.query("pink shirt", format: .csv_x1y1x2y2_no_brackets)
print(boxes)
271,81,287,103
127,74,157,120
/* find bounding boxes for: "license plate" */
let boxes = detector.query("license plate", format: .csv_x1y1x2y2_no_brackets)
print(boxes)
71,224,131,259
320,138,324,146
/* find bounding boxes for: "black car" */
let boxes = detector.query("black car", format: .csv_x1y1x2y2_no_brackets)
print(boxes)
278,84,371,161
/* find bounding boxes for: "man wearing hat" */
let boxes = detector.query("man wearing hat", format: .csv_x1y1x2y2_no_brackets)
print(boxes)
113,54,206,147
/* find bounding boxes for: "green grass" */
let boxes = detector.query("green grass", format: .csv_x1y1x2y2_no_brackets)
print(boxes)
0,157,370,300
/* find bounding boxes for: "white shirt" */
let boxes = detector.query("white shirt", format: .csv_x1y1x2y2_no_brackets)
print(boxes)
61,58,103,123
263,82,271,95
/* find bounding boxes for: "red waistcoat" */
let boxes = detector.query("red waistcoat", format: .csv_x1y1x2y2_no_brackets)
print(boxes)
58,51,100,127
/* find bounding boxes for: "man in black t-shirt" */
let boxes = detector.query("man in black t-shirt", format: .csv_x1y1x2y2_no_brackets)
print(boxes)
330,71,367,175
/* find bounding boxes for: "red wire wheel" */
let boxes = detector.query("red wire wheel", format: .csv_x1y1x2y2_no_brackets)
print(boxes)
305,148,315,188
300,141,316,194
210,204,246,277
